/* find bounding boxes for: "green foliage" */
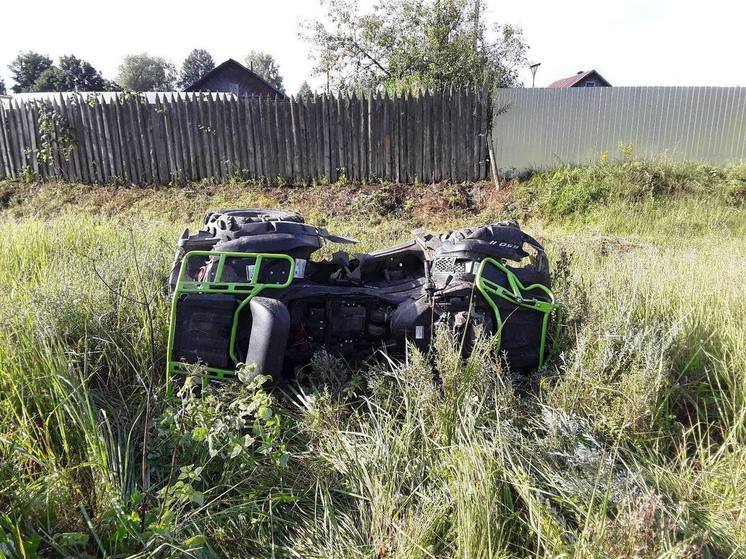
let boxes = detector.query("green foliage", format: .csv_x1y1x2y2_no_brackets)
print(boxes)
10,53,108,93
34,104,77,174
57,55,108,91
0,171,743,556
117,53,177,92
302,0,527,92
8,51,53,93
244,50,285,93
517,156,746,218
296,80,313,98
30,66,68,92
178,49,215,90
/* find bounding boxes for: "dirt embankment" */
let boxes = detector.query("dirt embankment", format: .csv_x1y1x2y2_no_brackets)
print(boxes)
0,179,518,224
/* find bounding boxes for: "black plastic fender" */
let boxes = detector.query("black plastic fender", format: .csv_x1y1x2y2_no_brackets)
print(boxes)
244,297,290,382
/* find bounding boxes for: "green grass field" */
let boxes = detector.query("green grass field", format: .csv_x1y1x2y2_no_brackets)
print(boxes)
0,160,744,558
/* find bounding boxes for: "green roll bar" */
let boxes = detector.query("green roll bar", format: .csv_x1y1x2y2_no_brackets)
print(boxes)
474,257,559,367
166,250,295,392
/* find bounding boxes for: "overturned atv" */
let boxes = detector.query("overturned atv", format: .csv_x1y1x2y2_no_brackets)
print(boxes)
166,208,558,388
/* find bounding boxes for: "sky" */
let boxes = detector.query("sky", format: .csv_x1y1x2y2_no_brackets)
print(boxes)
1,0,745,93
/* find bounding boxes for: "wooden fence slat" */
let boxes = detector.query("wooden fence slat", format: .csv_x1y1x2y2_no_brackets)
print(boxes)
218,96,229,179
327,95,336,182
86,100,103,182
153,96,169,182
333,95,342,180
173,96,188,180
195,95,209,179
105,98,120,183
76,98,93,182
93,99,110,181
348,94,358,182
6,104,20,175
23,103,38,176
114,99,129,183
0,106,11,178
243,98,256,178
225,95,235,176
184,97,199,180
228,96,240,174
206,94,219,179
161,97,177,181
66,97,84,181
174,97,186,180
69,97,87,183
0,106,13,178
281,99,292,181
431,91,441,182
320,95,330,182
133,98,151,183
467,88,479,181
392,94,400,183
20,103,39,176
14,103,29,175
105,99,122,180
314,95,324,181
145,100,160,183
308,96,316,181
270,97,285,179
55,98,74,180
252,98,265,180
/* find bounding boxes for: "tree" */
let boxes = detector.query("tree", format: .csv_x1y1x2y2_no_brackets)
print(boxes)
296,81,313,97
179,49,215,89
8,51,53,93
244,51,285,93
117,53,176,91
30,67,67,92
58,55,107,91
301,0,527,92
0,79,5,95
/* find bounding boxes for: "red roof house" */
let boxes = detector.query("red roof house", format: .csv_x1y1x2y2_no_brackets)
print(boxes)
548,70,611,88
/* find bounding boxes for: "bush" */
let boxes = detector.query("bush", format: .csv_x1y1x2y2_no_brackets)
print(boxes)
516,158,746,218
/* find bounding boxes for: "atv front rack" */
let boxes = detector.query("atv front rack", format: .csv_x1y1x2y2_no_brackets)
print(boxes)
166,250,295,392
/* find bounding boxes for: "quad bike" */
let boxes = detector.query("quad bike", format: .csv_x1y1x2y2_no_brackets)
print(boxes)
166,208,559,389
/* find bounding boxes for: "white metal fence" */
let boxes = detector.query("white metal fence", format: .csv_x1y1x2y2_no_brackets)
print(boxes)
493,87,746,173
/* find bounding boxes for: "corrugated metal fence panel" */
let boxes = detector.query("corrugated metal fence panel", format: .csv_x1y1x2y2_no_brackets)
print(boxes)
493,87,746,173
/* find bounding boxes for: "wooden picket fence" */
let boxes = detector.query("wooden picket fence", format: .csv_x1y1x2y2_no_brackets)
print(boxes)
0,88,492,184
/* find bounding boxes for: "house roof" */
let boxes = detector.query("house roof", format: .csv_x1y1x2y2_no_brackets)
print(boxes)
184,58,285,97
547,70,611,88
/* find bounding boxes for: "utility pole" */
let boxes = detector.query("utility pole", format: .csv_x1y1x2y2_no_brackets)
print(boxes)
473,0,480,51
529,62,541,88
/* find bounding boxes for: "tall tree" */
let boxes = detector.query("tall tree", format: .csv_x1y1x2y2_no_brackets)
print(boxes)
301,0,527,92
8,51,53,93
179,49,215,89
58,55,107,91
296,81,313,97
244,51,285,93
117,53,176,91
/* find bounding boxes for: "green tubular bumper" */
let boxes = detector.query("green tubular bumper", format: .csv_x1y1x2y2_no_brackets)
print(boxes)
474,257,559,367
166,250,295,393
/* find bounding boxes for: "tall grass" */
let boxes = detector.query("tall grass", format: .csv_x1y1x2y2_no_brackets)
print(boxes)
0,163,744,557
